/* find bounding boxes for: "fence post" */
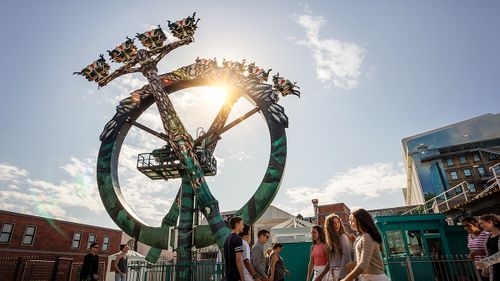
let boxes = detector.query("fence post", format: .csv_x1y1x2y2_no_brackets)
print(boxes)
12,257,23,281
50,256,60,281
67,258,73,281
405,256,415,281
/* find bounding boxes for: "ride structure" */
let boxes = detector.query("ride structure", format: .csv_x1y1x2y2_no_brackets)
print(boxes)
75,13,299,280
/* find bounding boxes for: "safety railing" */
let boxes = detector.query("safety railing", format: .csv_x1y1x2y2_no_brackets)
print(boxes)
127,260,224,281
384,255,481,281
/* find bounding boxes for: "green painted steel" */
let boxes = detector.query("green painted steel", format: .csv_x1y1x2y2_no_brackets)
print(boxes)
280,242,312,281
97,63,290,254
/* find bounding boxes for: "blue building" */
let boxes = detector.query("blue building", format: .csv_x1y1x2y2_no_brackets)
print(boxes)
402,113,500,211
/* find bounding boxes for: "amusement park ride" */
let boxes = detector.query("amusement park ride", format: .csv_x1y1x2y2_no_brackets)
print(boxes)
75,12,299,279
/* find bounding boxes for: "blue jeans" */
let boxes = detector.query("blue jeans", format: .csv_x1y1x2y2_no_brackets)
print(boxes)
115,273,127,281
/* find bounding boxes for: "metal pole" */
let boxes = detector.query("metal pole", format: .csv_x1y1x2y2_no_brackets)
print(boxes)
405,256,415,281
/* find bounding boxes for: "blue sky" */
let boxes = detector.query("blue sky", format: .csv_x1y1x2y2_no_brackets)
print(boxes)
1,1,499,229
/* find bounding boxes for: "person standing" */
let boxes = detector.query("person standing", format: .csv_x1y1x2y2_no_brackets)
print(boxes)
252,229,270,281
476,214,500,281
80,242,100,281
307,225,330,281
114,244,129,281
239,224,261,281
325,214,352,280
341,209,390,281
269,243,289,281
224,216,245,281
461,216,489,281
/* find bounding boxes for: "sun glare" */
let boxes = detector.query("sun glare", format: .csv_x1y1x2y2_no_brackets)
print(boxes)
204,86,228,108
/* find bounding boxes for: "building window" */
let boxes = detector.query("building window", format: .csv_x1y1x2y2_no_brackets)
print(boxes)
473,153,481,162
386,230,406,258
488,153,498,160
87,234,96,249
446,158,454,167
102,236,110,251
0,223,14,243
463,169,472,177
405,230,424,256
450,171,458,180
460,155,467,164
22,226,37,246
477,166,486,176
72,232,82,249
456,184,463,194
468,183,476,192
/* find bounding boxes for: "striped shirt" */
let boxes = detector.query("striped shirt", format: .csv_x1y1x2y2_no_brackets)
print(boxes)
468,231,489,261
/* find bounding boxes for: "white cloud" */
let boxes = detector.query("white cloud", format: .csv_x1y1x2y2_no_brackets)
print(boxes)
0,163,29,183
294,13,366,89
283,162,405,216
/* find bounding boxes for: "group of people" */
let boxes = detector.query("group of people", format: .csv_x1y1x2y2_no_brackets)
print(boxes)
224,216,290,281
306,209,390,281
224,208,390,281
462,214,500,281
79,243,129,281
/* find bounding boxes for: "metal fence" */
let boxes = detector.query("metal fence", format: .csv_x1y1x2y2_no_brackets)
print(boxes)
0,255,105,281
385,255,482,281
127,260,223,281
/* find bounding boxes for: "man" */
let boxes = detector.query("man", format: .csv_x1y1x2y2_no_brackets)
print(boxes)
239,224,261,281
224,216,245,281
80,242,100,281
251,229,270,281
114,244,129,281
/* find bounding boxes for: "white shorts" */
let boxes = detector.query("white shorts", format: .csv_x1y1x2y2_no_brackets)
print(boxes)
360,273,390,281
313,265,331,281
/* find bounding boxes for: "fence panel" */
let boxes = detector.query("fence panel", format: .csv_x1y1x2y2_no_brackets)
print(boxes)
385,255,481,281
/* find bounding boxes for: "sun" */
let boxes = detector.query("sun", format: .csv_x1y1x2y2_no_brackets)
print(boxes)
203,86,228,108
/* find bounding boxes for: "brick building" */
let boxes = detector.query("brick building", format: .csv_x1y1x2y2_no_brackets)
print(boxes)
312,200,351,226
0,209,122,261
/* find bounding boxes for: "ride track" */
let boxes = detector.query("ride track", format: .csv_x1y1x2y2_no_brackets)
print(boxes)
75,13,299,273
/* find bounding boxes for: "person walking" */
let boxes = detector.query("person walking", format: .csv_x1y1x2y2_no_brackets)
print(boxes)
252,229,271,281
80,242,100,281
461,216,489,281
224,216,246,281
269,243,289,281
341,209,390,281
476,214,500,281
307,225,330,281
239,224,261,281
325,214,352,280
114,244,129,281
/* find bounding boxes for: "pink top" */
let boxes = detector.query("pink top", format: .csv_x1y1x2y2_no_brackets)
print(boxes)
311,243,328,266
468,231,489,261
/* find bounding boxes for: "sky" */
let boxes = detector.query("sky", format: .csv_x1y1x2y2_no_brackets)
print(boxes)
0,1,499,230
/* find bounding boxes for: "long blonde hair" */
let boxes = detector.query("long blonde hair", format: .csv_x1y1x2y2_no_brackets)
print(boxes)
324,214,346,255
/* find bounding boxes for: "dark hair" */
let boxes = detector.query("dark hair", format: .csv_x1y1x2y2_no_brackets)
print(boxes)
312,225,326,245
239,224,251,237
229,216,243,229
258,229,270,238
120,244,127,251
461,216,483,231
324,214,345,254
479,214,500,229
272,243,283,249
90,242,99,249
352,209,382,244
461,216,479,225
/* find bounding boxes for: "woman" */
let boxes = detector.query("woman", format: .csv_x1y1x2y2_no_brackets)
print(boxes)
269,243,290,281
461,216,489,281
325,214,352,280
476,214,500,281
340,209,390,281
307,225,330,281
